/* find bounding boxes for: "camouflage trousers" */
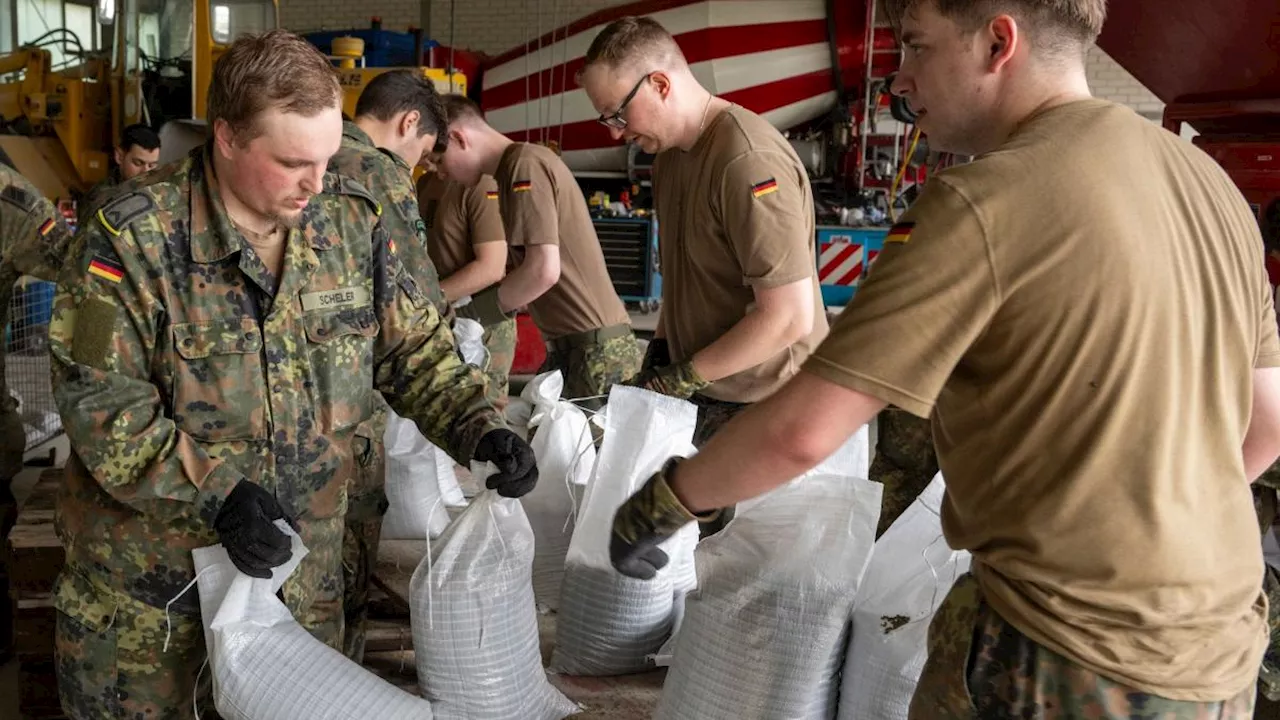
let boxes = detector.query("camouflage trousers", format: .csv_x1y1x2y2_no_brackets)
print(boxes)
870,406,939,539
55,518,346,720
689,393,750,537
1255,462,1280,701
342,417,388,663
909,572,1257,719
540,323,642,412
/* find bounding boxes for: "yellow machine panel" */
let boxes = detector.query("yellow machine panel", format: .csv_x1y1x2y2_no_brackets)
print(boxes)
335,67,468,119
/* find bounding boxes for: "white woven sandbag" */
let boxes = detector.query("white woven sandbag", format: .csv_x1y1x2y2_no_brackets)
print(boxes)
194,523,434,720
837,474,971,720
521,371,597,610
453,317,488,367
656,430,880,720
410,479,578,720
550,385,697,676
381,411,453,539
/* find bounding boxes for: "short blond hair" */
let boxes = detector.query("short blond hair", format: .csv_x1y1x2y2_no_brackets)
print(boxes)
583,16,686,72
207,29,341,139
886,0,1106,48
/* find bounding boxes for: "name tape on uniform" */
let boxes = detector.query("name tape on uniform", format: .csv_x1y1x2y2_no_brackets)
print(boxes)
885,222,915,244
300,286,371,312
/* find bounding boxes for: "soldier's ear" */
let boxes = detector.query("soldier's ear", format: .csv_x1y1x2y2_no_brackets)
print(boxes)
400,110,421,138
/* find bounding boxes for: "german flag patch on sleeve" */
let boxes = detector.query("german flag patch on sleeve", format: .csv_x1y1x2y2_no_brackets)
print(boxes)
512,180,532,193
886,221,915,244
485,190,499,200
87,254,124,283
38,218,55,236
751,178,779,198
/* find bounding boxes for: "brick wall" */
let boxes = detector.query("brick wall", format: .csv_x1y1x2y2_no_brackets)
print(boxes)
1087,45,1164,119
280,0,632,56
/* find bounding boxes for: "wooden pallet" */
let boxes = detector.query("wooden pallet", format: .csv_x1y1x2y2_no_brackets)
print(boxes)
6,468,66,720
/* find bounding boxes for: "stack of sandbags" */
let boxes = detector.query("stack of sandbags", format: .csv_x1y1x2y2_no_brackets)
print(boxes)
550,385,698,676
520,371,596,611
195,523,435,720
411,476,578,719
656,429,880,719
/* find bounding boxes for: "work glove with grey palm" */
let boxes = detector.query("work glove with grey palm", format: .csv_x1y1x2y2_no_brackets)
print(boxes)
641,337,671,372
213,480,297,579
474,428,539,498
611,458,720,580
468,285,516,326
627,359,709,400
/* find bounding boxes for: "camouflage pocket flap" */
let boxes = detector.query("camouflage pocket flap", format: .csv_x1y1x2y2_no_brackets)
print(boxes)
302,306,379,344
53,568,119,633
173,318,263,360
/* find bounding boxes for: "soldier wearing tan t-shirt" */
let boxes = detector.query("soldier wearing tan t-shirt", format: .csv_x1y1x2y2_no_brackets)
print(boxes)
435,94,640,407
417,170,517,404
604,1,1280,717
580,22,827,456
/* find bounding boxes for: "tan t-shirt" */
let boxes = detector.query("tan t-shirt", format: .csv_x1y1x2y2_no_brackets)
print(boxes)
425,175,504,279
652,105,828,403
495,142,629,339
807,99,1279,701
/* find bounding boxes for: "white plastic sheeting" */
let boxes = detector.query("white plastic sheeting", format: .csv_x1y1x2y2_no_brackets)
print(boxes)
837,474,970,720
410,482,578,720
521,371,596,610
453,317,488,368
194,522,434,720
656,429,880,720
550,385,698,676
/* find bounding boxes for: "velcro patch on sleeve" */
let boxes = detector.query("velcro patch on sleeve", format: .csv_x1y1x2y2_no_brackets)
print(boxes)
0,184,36,211
98,192,155,236
512,180,532,193
885,222,915,244
751,177,779,198
71,297,118,368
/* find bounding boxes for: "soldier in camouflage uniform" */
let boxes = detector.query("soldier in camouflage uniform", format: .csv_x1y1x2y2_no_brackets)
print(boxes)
325,69,452,662
48,31,537,719
77,123,160,227
0,165,74,661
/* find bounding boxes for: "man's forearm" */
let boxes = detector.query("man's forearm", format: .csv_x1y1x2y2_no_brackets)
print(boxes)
668,370,885,511
440,260,503,304
497,262,556,312
690,304,805,383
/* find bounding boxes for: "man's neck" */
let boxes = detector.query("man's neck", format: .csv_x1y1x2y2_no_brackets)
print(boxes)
354,117,413,166
676,83,724,152
974,66,1093,155
480,131,516,178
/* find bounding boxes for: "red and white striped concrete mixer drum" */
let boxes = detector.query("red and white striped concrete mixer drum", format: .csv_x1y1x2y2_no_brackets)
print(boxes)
480,0,889,174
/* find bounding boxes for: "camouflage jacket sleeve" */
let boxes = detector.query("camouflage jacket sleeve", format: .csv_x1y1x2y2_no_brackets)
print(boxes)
378,167,448,312
366,210,506,464
47,207,243,523
3,184,74,283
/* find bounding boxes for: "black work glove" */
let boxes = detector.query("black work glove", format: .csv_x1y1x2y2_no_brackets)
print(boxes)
213,481,296,579
474,429,538,498
641,338,671,372
611,458,719,580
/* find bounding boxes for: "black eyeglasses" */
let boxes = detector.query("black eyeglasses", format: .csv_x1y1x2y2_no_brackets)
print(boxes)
597,73,651,130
